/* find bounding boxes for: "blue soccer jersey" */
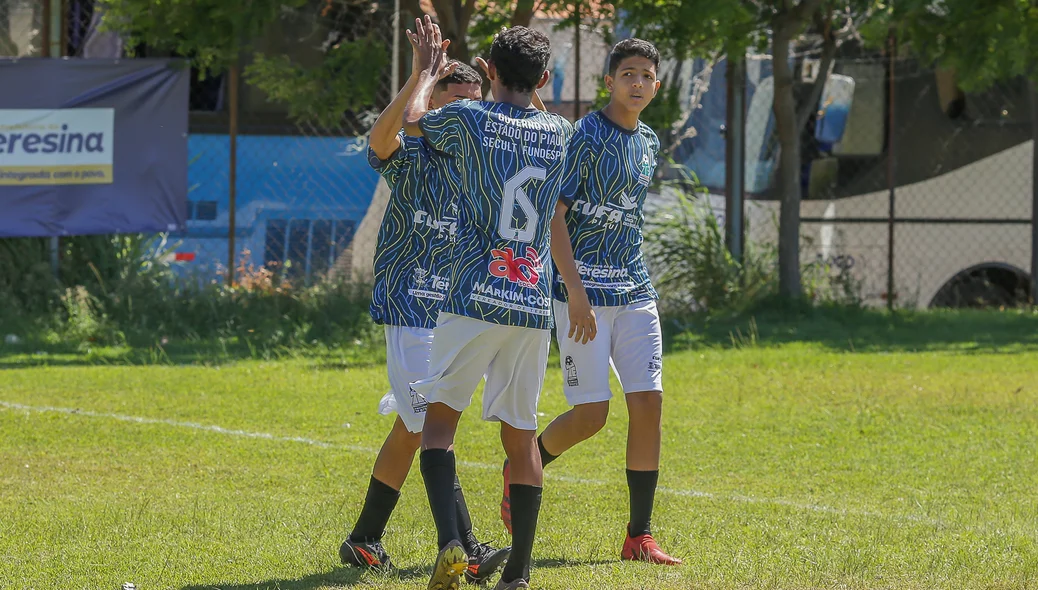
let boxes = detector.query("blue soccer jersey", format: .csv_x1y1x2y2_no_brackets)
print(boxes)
553,110,661,307
367,133,459,329
419,100,574,330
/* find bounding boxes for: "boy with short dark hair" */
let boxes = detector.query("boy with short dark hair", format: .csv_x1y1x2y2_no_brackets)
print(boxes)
338,27,509,585
403,17,573,590
501,37,683,566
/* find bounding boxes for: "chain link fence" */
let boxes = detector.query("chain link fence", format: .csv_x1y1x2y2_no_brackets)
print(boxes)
795,50,1035,309
666,39,1035,310
39,0,399,285
5,3,1035,309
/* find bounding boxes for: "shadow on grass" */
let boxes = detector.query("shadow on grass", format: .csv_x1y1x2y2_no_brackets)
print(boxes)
0,339,386,370
179,558,615,589
5,301,1038,368
662,298,1038,354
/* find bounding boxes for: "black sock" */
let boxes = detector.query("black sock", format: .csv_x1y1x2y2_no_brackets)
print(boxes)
349,476,401,543
627,469,659,537
420,448,460,550
454,475,480,551
500,484,542,583
537,435,559,467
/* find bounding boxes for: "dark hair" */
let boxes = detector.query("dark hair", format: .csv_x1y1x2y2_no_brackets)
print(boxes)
489,26,551,94
436,61,482,89
607,38,660,76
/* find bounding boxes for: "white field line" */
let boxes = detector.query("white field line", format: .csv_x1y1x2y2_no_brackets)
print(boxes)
0,400,941,527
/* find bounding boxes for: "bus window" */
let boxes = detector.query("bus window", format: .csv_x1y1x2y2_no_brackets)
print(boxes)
832,63,885,156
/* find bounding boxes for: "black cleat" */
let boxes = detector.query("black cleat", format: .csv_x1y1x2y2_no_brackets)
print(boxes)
339,537,392,571
464,542,512,585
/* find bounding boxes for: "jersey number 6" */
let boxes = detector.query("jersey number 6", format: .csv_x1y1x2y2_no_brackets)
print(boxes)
499,165,546,243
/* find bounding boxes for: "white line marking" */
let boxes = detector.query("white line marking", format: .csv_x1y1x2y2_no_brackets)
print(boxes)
0,400,939,526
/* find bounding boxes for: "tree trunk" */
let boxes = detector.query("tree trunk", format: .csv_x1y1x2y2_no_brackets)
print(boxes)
430,0,472,65
771,23,803,299
511,0,536,26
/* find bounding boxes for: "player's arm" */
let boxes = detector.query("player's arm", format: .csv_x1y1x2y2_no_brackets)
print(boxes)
551,200,596,344
369,28,425,159
403,16,455,137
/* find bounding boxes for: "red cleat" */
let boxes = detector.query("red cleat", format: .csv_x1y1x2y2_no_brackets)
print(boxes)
500,459,512,535
621,529,683,566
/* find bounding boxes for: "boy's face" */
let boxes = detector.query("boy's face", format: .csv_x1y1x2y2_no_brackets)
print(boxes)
605,55,661,112
430,82,483,109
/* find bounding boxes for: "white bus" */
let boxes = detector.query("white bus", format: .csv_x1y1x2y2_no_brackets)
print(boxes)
667,50,1034,308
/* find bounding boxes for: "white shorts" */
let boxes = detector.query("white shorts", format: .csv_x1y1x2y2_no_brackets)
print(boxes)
554,299,664,406
410,312,550,431
378,325,435,433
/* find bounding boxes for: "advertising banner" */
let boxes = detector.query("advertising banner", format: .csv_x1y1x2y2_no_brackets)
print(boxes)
0,59,189,237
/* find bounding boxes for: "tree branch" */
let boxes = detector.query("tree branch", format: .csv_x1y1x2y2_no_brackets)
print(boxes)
461,0,478,29
790,0,826,25
796,8,837,132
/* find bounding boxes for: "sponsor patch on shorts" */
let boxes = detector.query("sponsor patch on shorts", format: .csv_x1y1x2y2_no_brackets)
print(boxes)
647,354,662,375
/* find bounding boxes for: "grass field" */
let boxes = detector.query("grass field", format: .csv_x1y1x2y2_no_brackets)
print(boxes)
2,309,1038,589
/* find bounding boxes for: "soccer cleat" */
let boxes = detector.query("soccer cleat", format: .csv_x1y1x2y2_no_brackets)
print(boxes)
621,529,683,566
428,539,469,590
492,579,530,590
500,459,512,535
464,542,512,585
339,537,392,571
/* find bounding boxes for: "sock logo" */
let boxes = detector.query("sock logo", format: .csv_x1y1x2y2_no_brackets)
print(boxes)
564,355,579,386
409,387,428,413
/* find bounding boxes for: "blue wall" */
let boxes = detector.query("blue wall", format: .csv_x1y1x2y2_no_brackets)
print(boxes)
176,134,380,278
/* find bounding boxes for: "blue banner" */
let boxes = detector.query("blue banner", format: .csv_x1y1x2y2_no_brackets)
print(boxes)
0,58,189,237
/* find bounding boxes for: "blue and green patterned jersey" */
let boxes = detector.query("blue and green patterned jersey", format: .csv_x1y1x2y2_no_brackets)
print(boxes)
367,132,459,329
553,110,660,307
419,100,574,330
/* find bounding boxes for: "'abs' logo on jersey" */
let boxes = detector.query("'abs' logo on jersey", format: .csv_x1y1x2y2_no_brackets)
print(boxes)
489,246,542,288
413,210,457,239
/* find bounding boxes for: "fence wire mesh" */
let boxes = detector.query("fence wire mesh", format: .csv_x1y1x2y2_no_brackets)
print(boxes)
3,3,1035,310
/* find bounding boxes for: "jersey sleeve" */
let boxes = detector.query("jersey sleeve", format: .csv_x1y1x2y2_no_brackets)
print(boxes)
367,132,421,189
558,116,596,207
418,101,468,157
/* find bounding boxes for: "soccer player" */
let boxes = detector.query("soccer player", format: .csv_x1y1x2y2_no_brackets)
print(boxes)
403,17,573,590
500,37,683,566
338,24,510,584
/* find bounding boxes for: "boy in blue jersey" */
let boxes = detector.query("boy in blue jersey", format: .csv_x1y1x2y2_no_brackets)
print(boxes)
338,25,510,584
500,38,682,566
403,18,573,590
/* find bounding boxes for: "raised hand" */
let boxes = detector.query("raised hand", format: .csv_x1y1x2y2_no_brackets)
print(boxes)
415,14,456,80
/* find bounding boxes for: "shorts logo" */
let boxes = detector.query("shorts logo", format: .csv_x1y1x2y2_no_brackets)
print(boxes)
564,355,579,386
647,354,662,376
409,387,428,413
489,246,541,288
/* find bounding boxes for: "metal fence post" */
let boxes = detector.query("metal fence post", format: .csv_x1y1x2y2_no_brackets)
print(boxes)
725,49,746,265
573,2,581,121
886,31,896,311
1031,78,1038,304
227,61,240,285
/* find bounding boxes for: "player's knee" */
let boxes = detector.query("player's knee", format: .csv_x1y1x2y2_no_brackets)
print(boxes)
626,390,663,420
573,401,609,438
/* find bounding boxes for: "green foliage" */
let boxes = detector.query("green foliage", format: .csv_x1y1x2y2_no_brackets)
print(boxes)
644,178,777,314
0,236,376,351
245,34,389,127
97,0,307,78
612,0,760,58
866,0,1038,91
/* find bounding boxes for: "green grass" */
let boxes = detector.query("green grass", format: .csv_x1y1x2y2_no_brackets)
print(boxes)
1,310,1038,589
